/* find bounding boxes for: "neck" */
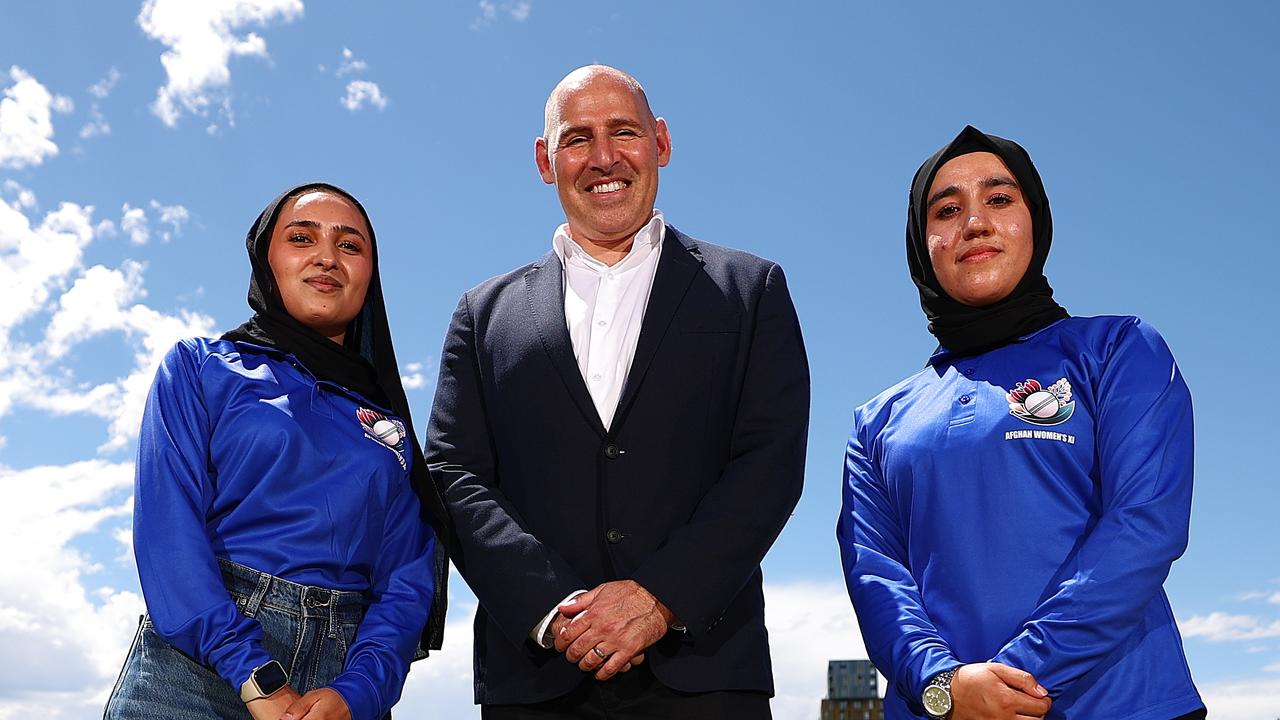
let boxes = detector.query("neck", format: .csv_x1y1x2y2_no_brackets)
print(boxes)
567,221,648,267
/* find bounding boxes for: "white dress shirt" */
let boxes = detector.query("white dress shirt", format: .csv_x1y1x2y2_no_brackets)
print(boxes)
552,210,666,431
530,210,666,647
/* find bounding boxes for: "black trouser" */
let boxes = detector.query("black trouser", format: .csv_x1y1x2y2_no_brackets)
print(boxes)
1173,710,1207,720
481,665,772,720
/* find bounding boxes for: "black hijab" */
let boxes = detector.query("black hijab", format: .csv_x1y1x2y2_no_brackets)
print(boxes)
223,182,450,651
906,126,1069,356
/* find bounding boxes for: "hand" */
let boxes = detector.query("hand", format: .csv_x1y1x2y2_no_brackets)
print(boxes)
550,612,646,674
951,663,1051,720
556,580,674,681
245,685,301,720
280,688,352,720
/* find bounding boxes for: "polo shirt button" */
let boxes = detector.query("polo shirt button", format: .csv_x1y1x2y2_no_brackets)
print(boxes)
604,445,620,459
963,368,975,376
606,529,624,544
959,394,972,405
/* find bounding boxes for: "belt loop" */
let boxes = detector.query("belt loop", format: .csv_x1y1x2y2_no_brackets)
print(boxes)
327,597,338,639
242,570,272,618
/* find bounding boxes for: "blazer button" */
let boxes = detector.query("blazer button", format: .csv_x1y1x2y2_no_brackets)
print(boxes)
604,444,621,459
606,529,624,544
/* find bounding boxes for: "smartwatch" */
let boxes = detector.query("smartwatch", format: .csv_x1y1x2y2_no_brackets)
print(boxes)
922,668,957,719
239,660,288,703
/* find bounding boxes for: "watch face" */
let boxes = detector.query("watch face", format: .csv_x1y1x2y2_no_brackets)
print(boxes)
922,684,952,716
254,661,289,695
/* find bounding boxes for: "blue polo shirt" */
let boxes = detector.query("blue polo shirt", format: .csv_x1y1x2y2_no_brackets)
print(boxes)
133,338,435,720
838,316,1202,720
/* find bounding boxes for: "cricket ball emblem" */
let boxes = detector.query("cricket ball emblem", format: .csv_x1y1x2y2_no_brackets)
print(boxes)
1007,377,1075,426
356,407,407,461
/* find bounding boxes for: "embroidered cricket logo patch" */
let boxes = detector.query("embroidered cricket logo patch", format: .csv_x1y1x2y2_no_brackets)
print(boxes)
356,407,407,469
1007,377,1075,426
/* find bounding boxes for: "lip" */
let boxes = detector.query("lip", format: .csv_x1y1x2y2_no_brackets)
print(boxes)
304,275,343,292
958,244,1001,263
584,178,632,196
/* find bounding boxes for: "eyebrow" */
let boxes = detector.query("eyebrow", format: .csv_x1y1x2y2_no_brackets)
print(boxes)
926,176,1020,208
557,117,643,143
283,218,367,242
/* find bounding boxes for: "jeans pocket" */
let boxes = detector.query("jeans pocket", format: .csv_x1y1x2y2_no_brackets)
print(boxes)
102,616,145,719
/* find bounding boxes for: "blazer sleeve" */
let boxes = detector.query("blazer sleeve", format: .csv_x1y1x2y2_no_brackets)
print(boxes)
991,319,1195,693
838,410,960,712
426,292,588,647
630,263,809,639
133,340,273,691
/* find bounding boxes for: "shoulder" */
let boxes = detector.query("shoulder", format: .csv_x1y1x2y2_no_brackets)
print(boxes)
463,255,551,298
853,366,938,437
670,226,778,278
1042,315,1175,362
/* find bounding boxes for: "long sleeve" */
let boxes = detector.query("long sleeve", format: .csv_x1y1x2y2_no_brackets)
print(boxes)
629,264,809,639
330,460,436,720
133,340,272,690
838,414,959,713
991,318,1194,693
426,293,588,646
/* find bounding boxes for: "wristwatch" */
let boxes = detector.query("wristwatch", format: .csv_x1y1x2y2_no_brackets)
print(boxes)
239,660,288,703
922,668,957,719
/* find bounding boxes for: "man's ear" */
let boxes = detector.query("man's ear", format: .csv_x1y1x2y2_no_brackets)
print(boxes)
535,136,556,184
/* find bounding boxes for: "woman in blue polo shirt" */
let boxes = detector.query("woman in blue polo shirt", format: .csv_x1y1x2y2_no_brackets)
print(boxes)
105,183,449,720
838,127,1205,720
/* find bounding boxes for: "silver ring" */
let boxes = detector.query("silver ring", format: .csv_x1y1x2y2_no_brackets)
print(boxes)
592,646,608,660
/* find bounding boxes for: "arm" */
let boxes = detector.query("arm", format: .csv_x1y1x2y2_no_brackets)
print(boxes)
133,340,273,692
327,459,437,720
991,319,1194,693
837,416,960,712
426,293,588,647
628,263,809,639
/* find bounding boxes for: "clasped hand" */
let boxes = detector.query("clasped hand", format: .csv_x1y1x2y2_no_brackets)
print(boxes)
951,663,1052,720
246,686,351,720
551,579,675,681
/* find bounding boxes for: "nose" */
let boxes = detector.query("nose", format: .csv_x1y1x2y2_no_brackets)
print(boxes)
313,240,337,270
963,209,992,240
588,135,620,172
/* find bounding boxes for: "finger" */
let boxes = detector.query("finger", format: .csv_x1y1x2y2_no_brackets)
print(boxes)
280,691,322,720
577,644,609,673
565,628,603,663
595,648,632,681
555,614,591,653
1006,688,1053,716
630,652,645,666
990,663,1049,698
559,588,599,615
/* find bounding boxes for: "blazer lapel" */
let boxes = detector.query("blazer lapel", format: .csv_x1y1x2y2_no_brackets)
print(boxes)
524,252,607,437
612,226,702,429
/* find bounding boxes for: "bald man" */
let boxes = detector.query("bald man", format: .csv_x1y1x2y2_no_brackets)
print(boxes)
426,66,809,719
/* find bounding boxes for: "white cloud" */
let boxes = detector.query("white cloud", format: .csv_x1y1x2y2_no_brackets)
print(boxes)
79,106,110,140
2,180,35,210
0,66,62,169
88,68,122,99
0,191,215,449
1237,590,1280,604
1199,678,1280,720
51,95,74,114
137,0,304,127
1180,612,1280,641
0,460,142,703
342,80,388,112
120,203,149,245
401,361,433,391
471,0,532,30
148,200,190,241
336,47,368,78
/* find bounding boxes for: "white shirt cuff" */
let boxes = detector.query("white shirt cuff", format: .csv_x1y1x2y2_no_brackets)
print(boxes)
530,589,588,648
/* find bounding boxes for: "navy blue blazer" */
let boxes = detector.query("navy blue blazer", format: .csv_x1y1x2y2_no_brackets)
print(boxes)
426,227,810,704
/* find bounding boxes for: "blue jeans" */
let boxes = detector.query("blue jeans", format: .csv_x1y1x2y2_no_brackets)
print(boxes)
104,558,365,719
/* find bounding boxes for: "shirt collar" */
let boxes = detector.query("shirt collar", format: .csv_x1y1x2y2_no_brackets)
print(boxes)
552,209,666,270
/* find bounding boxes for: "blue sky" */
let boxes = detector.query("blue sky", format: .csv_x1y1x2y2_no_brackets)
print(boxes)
1,1,1277,718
